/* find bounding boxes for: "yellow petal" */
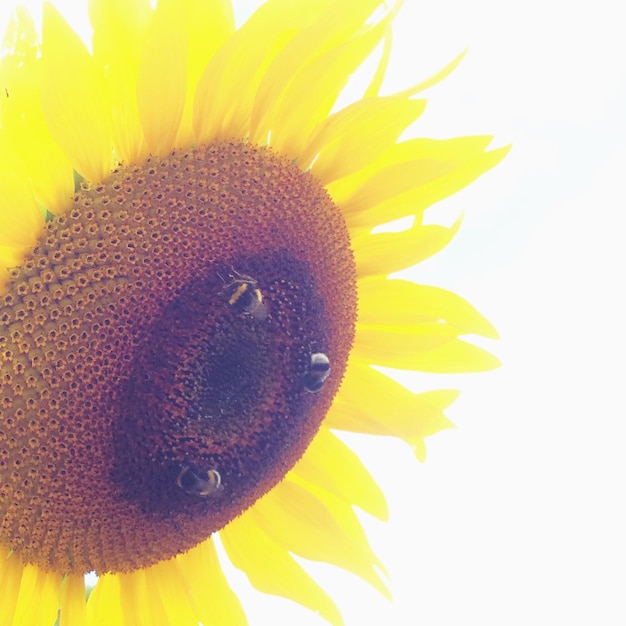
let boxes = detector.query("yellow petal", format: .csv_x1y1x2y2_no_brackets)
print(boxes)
354,323,500,371
303,96,426,181
330,358,458,438
59,574,87,626
194,0,333,143
0,144,45,247
13,563,63,626
176,539,247,626
41,3,112,182
251,477,389,596
325,136,510,228
0,6,74,213
136,0,187,156
349,144,510,228
331,135,494,208
357,320,457,350
256,10,393,158
175,0,235,147
89,0,152,164
143,559,200,626
0,550,23,624
286,472,389,567
250,0,387,144
118,570,170,626
363,21,392,98
352,216,461,278
392,49,468,99
363,29,466,99
357,276,499,337
291,426,388,520
86,574,125,626
222,513,344,626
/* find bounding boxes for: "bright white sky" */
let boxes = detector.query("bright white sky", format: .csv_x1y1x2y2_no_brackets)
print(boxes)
2,1,625,625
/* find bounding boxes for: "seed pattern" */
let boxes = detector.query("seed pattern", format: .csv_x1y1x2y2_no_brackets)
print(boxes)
0,142,357,573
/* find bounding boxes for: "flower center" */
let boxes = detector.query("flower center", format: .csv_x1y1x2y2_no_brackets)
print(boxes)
0,142,357,574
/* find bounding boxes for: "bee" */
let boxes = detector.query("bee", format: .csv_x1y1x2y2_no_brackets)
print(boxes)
220,269,267,320
176,465,221,496
303,352,331,392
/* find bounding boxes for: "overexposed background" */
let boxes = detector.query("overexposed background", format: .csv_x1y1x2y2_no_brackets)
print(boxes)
2,0,625,624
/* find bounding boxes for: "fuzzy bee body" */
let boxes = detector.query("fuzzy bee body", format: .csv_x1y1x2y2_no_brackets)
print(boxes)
176,465,221,496
221,270,268,320
304,352,331,392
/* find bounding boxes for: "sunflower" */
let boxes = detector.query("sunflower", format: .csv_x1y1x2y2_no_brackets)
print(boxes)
0,0,507,624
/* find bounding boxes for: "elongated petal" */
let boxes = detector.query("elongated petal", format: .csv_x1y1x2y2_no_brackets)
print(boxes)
176,539,247,626
137,0,187,156
12,563,63,626
357,320,458,351
354,323,500,371
328,357,458,440
252,478,389,596
89,0,152,164
364,33,466,99
222,513,344,626
257,12,393,158
363,22,392,98
41,3,112,182
347,145,510,228
0,146,44,247
358,277,499,337
286,473,389,564
352,216,461,278
118,570,170,626
86,574,125,626
330,135,494,207
408,337,501,371
303,96,426,180
194,0,333,142
0,6,74,213
143,559,201,626
250,0,386,142
59,574,87,626
393,49,468,99
290,426,388,520
175,0,234,147
0,550,23,624
325,136,509,228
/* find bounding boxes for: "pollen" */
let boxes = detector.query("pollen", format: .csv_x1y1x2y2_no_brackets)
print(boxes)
0,142,357,574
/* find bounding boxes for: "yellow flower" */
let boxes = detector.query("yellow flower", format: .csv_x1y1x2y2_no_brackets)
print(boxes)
0,0,507,624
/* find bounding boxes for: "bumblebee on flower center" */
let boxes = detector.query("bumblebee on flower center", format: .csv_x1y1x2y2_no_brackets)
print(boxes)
0,141,357,574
